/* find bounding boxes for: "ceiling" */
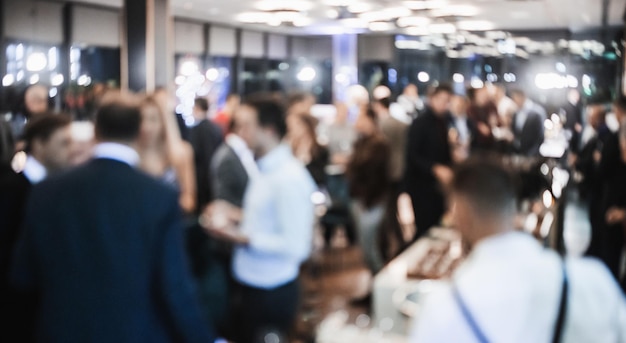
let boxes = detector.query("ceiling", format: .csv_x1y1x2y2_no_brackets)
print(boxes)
69,0,626,35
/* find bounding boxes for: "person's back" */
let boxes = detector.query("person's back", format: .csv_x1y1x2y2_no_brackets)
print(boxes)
11,98,213,343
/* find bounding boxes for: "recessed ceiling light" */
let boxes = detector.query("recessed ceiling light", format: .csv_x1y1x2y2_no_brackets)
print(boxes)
348,3,373,13
431,4,480,17
326,9,339,19
237,12,273,23
456,20,494,31
360,7,411,22
255,0,313,12
403,0,448,10
429,22,456,34
397,16,431,27
369,22,395,31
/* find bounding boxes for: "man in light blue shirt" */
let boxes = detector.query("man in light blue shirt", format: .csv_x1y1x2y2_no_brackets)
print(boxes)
205,96,316,343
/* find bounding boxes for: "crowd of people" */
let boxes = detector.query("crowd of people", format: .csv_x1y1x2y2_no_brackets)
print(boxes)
0,78,625,342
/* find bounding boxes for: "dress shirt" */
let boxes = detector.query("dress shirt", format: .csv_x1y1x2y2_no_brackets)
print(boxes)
225,134,259,178
92,142,140,167
454,114,471,145
233,144,316,289
23,155,47,184
410,231,626,343
497,96,517,119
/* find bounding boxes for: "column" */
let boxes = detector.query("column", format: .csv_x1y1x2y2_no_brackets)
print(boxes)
0,0,6,111
332,34,358,103
122,0,173,92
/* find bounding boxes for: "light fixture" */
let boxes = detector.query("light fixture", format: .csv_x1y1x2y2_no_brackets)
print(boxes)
369,22,394,32
206,68,219,81
456,20,494,31
360,7,411,22
397,16,431,27
51,73,64,86
2,74,14,87
405,26,430,36
417,72,430,83
26,52,47,72
348,3,372,13
29,74,40,85
293,17,312,27
326,9,339,19
297,66,316,82
255,0,313,12
49,87,58,98
556,62,566,73
403,0,448,10
453,73,464,83
237,12,273,23
179,60,199,76
77,74,92,86
428,23,456,34
430,4,480,17
470,76,483,88
341,18,369,28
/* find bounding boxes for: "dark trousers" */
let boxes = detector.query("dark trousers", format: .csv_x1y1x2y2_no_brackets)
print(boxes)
601,223,625,285
409,186,445,241
236,279,299,343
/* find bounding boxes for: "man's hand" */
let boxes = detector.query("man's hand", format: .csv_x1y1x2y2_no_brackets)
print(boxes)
433,164,454,186
199,201,248,244
205,226,249,245
606,207,626,225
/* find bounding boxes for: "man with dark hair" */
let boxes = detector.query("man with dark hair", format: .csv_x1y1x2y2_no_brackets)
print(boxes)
11,96,215,342
411,158,626,342
510,89,546,156
204,96,315,343
0,113,72,342
405,84,455,240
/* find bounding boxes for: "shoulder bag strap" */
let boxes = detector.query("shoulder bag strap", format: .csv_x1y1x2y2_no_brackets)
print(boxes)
452,284,490,343
551,258,569,343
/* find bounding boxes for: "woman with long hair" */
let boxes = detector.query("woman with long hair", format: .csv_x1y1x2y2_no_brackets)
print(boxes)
138,94,197,214
287,113,329,187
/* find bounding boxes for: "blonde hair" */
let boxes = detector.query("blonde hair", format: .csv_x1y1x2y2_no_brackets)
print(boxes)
140,95,184,166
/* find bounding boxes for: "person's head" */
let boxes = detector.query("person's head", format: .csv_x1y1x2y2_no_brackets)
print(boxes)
403,84,418,98
239,95,287,157
24,85,49,118
372,97,391,117
612,95,626,124
287,92,315,116
139,95,181,149
23,113,72,172
355,105,379,137
450,95,470,118
586,104,607,131
450,158,517,246
428,84,453,116
472,87,490,107
510,89,527,108
288,114,321,155
567,88,580,105
225,93,240,112
94,95,142,145
373,85,391,100
193,97,209,121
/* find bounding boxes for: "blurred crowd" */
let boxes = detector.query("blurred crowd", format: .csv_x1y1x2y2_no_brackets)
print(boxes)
1,78,626,342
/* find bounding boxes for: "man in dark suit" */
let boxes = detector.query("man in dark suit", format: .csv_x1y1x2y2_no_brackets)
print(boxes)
189,97,224,214
510,89,546,156
0,114,72,342
11,97,215,343
405,84,455,241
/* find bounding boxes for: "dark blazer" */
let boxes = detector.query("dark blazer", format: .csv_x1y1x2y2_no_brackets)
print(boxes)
0,166,34,342
211,143,249,208
189,119,224,213
11,158,214,343
512,109,544,156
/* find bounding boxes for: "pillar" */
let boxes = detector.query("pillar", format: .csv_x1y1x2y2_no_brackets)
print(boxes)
332,34,358,103
122,0,172,92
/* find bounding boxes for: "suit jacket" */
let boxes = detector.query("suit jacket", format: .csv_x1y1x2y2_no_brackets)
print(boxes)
189,119,224,213
211,143,249,208
11,158,214,343
0,166,34,341
404,108,453,191
512,108,544,156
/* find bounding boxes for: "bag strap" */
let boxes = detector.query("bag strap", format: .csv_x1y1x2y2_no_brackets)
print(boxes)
452,284,490,343
551,258,569,343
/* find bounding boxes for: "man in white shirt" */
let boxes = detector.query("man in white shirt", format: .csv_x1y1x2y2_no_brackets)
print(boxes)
205,96,316,343
411,158,626,343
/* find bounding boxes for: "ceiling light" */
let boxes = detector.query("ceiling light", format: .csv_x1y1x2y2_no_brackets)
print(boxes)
397,16,431,27
322,0,356,6
297,66,316,82
348,3,373,13
456,20,494,31
418,72,430,83
255,0,312,12
206,68,219,81
326,9,339,19
341,18,369,28
237,12,273,23
29,74,39,85
26,52,47,72
360,7,411,22
431,4,480,17
51,73,64,86
293,17,312,27
406,26,430,36
369,22,394,31
2,74,14,87
403,0,448,10
453,73,464,83
429,23,456,34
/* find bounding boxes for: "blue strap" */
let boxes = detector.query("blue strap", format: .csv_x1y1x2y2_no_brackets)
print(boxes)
452,284,490,343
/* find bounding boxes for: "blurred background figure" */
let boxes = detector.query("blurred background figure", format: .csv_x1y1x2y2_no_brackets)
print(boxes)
492,83,518,128
510,89,546,156
411,158,626,343
598,96,626,290
372,96,408,195
467,86,498,152
213,93,240,135
347,105,401,274
189,97,223,214
397,83,424,119
286,91,316,117
9,85,49,141
1,114,73,342
449,94,475,163
287,113,329,188
326,102,356,166
405,84,454,241
561,88,584,153
138,95,196,214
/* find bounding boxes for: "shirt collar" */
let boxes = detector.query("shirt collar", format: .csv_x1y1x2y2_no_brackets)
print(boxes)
93,142,140,167
225,134,249,155
470,231,538,261
257,144,292,173
23,155,47,184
